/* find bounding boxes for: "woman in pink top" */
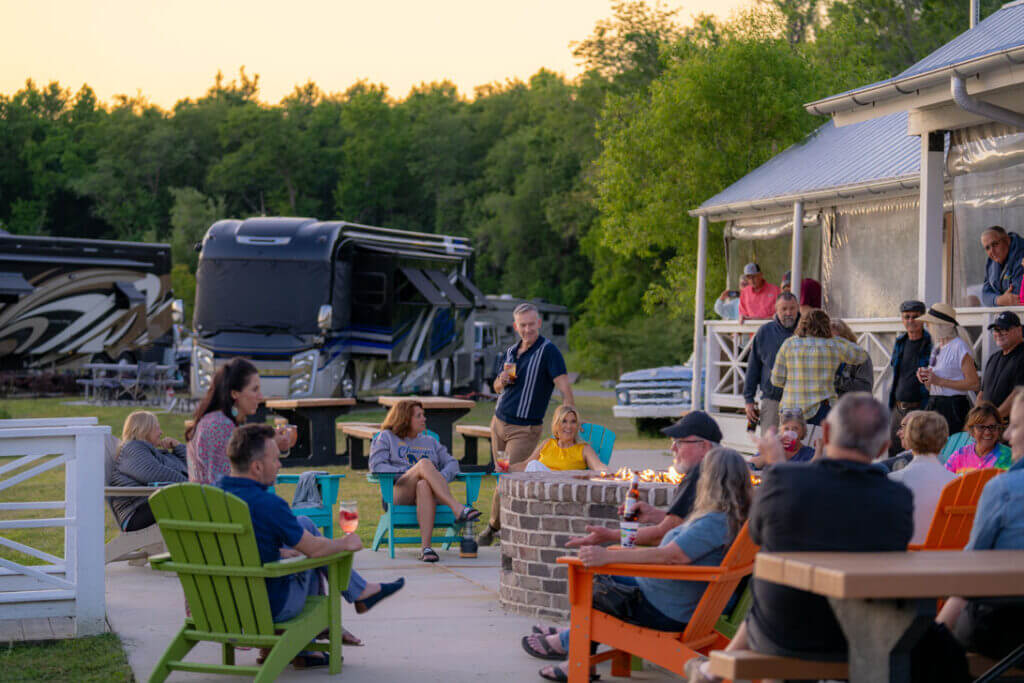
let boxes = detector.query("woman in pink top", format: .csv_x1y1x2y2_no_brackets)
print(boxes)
944,402,1012,474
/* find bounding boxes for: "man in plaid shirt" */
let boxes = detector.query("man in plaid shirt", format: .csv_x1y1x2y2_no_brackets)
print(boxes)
771,310,869,425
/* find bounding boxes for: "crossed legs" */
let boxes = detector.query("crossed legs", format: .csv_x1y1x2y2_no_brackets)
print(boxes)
393,459,465,549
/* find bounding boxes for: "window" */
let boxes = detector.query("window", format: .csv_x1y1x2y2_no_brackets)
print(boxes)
353,272,387,307
552,322,566,337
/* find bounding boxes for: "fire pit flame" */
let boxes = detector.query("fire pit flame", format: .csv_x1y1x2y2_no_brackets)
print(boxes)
595,466,761,487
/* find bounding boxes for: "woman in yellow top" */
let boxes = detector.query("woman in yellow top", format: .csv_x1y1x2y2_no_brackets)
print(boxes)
507,405,607,472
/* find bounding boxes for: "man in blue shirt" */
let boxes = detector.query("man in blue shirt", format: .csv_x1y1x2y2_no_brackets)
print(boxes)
938,388,1024,660
218,424,403,657
980,226,1024,307
478,302,574,545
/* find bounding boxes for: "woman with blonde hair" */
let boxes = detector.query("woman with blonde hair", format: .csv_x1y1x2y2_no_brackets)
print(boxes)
369,399,481,562
514,405,606,473
109,411,187,531
888,410,956,544
522,448,753,681
916,303,980,435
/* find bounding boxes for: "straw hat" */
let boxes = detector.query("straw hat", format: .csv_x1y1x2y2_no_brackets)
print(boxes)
917,302,959,326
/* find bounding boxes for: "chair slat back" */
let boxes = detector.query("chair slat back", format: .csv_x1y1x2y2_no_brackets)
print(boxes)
681,522,757,642
938,432,973,464
580,423,616,465
921,468,1000,550
150,483,275,635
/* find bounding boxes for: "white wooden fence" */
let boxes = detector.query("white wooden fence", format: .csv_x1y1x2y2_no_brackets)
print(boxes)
0,417,110,635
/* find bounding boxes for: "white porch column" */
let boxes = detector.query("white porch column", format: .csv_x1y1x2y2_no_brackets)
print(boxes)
791,201,804,301
918,131,945,304
693,215,708,411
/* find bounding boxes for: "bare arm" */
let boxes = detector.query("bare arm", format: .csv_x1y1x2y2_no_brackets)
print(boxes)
577,541,689,568
581,444,606,473
293,529,362,558
635,513,684,546
937,596,967,630
553,374,575,407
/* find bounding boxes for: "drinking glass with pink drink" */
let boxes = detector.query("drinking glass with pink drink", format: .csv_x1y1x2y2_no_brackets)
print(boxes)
338,501,359,534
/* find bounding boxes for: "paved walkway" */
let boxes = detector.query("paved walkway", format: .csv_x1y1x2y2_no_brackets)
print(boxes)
107,546,681,682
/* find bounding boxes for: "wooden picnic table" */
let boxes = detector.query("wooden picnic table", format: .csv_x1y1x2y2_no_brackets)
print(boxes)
265,398,356,467
376,396,475,461
755,550,1024,682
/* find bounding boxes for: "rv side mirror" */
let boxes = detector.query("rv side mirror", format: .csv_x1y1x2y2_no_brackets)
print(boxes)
172,299,185,325
317,304,333,332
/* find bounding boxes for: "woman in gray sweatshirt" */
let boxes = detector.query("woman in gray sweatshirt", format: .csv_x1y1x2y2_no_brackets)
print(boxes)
369,399,481,562
109,411,188,531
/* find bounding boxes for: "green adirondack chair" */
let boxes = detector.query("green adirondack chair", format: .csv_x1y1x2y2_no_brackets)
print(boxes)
147,483,354,682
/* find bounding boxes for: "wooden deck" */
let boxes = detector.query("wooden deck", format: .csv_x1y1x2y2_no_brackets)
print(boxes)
0,616,109,643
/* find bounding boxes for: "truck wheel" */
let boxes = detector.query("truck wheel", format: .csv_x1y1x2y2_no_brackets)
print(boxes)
117,351,136,365
339,363,356,398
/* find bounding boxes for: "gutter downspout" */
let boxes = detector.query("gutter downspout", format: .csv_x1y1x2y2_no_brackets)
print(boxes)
951,74,1024,128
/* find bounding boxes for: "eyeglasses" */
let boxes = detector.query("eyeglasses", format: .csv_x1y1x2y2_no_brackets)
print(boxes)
779,409,804,420
972,424,1003,433
671,438,704,448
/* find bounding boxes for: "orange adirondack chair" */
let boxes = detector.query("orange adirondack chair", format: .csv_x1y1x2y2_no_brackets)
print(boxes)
556,522,758,683
908,468,1001,551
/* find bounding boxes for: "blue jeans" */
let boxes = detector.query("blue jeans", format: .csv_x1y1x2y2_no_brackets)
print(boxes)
558,576,686,650
272,516,367,622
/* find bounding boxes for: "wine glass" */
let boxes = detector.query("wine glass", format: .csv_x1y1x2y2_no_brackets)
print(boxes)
494,450,510,472
338,501,359,535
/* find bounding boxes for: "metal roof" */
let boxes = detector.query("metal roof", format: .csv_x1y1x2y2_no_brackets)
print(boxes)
694,111,920,217
808,1,1024,116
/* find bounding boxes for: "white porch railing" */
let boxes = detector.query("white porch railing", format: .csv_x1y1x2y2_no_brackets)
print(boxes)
703,306,1024,415
0,418,110,635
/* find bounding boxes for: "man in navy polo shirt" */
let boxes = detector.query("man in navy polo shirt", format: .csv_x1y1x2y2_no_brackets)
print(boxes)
218,424,403,657
477,302,575,545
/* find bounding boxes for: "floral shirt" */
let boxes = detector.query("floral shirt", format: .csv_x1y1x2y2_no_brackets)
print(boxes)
944,442,1012,474
187,411,236,484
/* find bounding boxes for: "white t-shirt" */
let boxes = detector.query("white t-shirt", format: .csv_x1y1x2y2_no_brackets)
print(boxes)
928,336,972,397
888,455,956,544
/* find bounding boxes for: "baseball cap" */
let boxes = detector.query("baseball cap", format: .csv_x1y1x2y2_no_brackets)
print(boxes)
661,411,723,442
988,311,1022,330
781,270,792,284
742,263,761,276
899,300,926,314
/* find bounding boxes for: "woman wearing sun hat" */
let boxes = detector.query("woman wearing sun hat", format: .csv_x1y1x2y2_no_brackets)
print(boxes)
915,303,980,435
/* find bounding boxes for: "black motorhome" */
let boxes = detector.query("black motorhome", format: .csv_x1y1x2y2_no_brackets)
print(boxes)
0,232,177,371
190,217,484,398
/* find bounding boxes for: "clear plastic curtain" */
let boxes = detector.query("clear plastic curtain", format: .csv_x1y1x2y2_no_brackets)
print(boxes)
726,214,822,289
950,123,1024,306
821,197,920,319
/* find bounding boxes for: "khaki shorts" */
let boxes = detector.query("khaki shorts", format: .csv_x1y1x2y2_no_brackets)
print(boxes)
490,416,543,464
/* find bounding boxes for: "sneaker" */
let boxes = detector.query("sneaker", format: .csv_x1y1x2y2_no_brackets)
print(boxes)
476,524,499,546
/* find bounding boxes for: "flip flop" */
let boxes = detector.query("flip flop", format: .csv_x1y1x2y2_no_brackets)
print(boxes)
521,634,567,661
539,665,600,682
455,507,482,524
420,547,440,563
532,624,560,636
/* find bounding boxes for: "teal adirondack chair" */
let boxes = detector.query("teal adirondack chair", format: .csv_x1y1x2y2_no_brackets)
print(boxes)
269,473,346,538
367,429,484,558
148,483,354,682
579,422,616,465
939,431,973,465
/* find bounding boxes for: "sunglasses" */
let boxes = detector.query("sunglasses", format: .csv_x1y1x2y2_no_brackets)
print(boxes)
972,424,1003,433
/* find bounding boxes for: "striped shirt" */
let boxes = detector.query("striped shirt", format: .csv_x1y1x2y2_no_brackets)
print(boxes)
495,335,567,426
771,336,869,420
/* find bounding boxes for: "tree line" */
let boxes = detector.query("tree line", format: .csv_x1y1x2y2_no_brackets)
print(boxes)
0,0,999,376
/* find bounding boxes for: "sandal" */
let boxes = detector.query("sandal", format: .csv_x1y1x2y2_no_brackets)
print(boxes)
455,507,482,524
538,665,600,682
420,547,440,563
532,624,560,636
521,633,567,661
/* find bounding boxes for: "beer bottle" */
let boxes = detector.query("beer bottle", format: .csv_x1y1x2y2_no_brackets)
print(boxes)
622,472,641,522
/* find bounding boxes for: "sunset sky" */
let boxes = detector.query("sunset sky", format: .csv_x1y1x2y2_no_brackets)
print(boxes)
2,0,754,108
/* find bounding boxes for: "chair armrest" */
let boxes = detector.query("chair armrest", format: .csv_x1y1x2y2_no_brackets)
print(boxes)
263,551,354,577
456,471,485,506
557,555,749,582
368,471,398,505
149,553,173,570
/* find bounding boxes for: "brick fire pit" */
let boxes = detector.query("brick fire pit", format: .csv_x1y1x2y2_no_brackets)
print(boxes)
497,471,677,621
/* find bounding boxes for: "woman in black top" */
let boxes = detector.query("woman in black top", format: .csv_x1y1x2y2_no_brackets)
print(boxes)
109,411,188,531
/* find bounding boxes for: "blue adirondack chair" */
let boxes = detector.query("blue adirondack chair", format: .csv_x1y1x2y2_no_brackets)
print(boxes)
269,473,345,538
579,422,616,465
367,429,485,558
938,431,973,465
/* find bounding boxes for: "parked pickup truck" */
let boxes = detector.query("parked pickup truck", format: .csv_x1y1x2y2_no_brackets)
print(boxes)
612,356,705,430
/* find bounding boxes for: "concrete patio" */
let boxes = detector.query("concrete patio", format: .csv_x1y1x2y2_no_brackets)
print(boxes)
106,544,682,682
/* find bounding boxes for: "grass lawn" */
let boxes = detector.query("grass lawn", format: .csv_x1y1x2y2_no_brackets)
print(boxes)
0,633,133,682
0,391,662,566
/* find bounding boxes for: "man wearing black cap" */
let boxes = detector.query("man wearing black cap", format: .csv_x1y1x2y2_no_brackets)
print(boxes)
886,300,932,457
566,411,721,550
977,311,1024,418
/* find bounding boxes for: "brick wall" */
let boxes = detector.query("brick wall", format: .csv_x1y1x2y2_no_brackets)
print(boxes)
497,471,675,622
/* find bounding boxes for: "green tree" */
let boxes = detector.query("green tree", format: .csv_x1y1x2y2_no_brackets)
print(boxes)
168,187,224,272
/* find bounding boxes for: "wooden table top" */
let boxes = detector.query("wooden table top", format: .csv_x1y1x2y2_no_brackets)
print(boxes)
755,550,1024,599
377,396,475,409
265,398,357,410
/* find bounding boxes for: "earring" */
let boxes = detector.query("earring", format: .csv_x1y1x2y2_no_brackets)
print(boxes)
231,406,239,417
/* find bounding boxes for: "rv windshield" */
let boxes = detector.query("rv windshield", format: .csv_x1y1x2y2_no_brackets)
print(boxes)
193,259,329,335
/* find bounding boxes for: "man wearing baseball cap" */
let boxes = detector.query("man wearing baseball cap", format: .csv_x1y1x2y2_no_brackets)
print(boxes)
566,411,721,550
978,311,1024,418
886,300,932,456
738,263,780,320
